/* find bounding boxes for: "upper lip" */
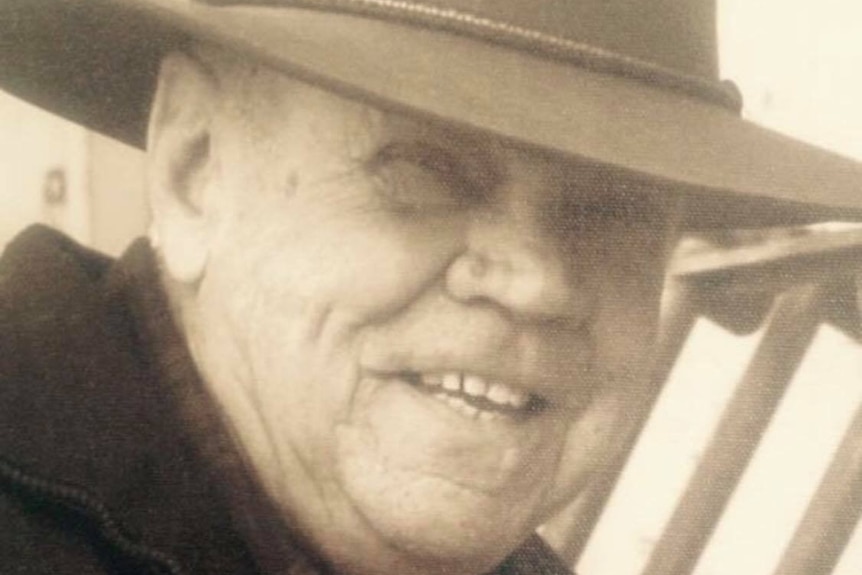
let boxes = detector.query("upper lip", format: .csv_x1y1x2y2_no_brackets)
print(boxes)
360,319,593,409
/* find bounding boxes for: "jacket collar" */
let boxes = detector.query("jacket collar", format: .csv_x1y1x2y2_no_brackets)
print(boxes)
0,225,572,575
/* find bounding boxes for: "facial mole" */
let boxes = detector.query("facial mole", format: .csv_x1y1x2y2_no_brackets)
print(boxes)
285,171,299,197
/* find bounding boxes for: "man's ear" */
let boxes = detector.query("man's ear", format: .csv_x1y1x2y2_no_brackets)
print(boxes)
147,50,219,286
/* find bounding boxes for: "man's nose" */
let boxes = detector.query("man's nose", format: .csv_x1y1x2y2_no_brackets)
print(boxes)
444,211,593,322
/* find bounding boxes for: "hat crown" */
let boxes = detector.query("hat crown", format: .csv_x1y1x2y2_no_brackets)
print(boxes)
206,0,719,79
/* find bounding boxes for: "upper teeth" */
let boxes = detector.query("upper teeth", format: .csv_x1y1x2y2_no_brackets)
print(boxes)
420,373,529,409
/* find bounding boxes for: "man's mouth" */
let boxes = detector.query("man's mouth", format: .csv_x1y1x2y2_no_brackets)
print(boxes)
396,371,549,420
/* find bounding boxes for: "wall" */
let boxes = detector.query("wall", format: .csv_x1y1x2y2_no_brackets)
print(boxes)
86,132,148,256
0,91,90,250
0,91,147,256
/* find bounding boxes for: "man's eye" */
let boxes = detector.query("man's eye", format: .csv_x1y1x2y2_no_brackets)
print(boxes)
553,168,675,229
367,142,482,213
550,192,672,241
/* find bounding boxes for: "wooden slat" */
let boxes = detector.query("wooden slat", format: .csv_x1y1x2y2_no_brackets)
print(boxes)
672,227,862,278
771,400,862,575
770,271,862,575
640,281,827,575
671,229,862,313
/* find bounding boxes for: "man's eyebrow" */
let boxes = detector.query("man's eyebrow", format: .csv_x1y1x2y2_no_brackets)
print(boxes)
377,121,508,187
555,158,664,196
544,160,683,221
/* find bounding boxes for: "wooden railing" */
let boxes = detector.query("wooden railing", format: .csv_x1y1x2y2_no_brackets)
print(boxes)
543,225,862,575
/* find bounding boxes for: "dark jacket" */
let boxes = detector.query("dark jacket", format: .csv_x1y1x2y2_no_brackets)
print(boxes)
0,225,572,575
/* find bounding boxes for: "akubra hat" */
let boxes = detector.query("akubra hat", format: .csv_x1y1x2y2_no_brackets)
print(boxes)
2,0,861,227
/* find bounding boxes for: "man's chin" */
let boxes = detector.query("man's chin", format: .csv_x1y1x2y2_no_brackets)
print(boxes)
344,373,570,494
334,458,548,574
324,373,569,572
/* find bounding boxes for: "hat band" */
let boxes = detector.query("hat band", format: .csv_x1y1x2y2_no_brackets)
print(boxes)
204,0,743,113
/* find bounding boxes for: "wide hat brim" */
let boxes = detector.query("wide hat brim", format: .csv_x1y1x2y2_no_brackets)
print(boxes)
2,0,862,228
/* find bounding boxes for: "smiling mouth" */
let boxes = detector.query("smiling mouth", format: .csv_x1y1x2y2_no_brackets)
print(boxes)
396,371,550,420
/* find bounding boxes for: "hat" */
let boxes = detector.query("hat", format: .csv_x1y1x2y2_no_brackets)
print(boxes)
2,0,861,227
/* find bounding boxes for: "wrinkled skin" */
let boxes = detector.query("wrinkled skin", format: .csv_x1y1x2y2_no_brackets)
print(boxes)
147,46,679,575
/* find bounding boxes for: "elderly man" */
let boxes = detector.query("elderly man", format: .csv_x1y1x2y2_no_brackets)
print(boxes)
0,1,860,574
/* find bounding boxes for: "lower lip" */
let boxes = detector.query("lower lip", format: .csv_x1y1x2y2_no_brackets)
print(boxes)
355,373,563,494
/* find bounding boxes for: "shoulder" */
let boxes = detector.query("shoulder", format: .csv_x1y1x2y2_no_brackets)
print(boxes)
0,226,260,574
0,226,144,572
0,225,118,381
0,225,152,481
0,224,113,308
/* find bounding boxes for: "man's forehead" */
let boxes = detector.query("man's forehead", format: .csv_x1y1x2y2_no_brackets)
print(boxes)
192,44,531,154
187,42,679,208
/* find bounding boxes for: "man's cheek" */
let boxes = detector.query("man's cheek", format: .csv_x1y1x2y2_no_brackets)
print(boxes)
547,391,639,505
323,244,459,318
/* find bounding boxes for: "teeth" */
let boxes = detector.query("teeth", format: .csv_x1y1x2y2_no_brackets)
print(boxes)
461,403,478,417
422,374,442,387
509,392,529,409
486,382,510,405
486,381,530,409
463,376,488,397
440,394,480,418
442,373,461,391
417,372,532,411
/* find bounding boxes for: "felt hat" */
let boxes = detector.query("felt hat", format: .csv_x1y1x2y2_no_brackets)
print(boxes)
1,0,861,227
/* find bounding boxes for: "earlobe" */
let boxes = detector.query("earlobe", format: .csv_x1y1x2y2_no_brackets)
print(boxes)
147,50,219,287
158,219,210,285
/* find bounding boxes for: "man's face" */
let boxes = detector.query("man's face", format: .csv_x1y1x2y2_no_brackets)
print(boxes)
159,52,677,575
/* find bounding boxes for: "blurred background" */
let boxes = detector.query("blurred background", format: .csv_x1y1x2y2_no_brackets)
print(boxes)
0,96,146,255
1,1,860,575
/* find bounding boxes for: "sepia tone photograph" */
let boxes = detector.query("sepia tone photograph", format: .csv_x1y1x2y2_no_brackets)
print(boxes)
0,1,860,574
